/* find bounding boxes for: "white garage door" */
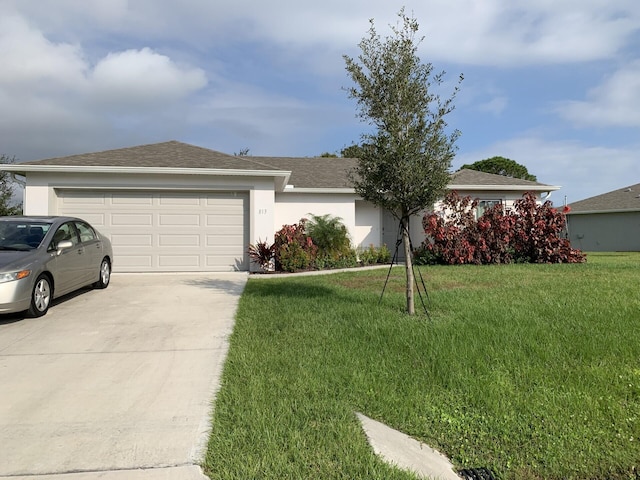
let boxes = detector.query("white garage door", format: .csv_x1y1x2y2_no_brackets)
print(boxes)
57,190,249,272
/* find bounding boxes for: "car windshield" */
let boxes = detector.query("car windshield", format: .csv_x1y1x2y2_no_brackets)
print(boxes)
0,221,52,251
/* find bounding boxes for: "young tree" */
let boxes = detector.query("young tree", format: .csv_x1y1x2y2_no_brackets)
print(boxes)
460,156,537,181
344,9,462,314
0,155,22,216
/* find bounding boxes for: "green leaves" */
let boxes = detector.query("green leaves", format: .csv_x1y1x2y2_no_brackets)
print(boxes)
344,9,462,218
0,154,22,216
460,156,538,182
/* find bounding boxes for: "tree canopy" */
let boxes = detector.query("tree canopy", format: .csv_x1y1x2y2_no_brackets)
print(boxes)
0,155,22,216
344,9,462,314
460,156,537,181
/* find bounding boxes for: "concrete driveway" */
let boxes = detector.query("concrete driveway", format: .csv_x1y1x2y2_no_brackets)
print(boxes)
0,273,247,480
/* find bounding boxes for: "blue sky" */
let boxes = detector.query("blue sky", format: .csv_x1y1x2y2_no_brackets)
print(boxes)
1,0,639,204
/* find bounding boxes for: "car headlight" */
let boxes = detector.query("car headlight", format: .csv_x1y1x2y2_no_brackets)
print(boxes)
0,270,31,283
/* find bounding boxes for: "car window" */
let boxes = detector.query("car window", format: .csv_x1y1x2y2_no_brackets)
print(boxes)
0,221,51,250
75,221,97,243
49,222,79,250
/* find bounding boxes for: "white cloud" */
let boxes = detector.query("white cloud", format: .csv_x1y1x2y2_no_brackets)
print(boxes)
5,0,640,67
557,61,640,127
90,48,207,109
455,136,640,203
0,15,86,90
477,96,508,115
420,0,640,66
0,11,209,160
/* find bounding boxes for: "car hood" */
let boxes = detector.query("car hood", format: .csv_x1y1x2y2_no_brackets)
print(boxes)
0,250,42,273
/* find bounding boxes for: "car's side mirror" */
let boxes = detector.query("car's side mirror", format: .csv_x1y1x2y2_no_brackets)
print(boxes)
56,240,73,254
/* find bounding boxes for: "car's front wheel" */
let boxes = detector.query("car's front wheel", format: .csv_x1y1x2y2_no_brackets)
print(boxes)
95,258,111,289
28,274,52,317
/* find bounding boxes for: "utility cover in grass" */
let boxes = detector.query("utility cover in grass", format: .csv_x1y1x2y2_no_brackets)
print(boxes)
356,412,460,480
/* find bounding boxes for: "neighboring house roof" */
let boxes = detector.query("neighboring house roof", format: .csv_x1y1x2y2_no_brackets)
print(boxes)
568,183,640,214
449,169,559,192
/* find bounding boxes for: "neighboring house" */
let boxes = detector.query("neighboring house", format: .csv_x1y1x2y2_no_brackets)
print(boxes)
1,141,560,272
567,183,640,252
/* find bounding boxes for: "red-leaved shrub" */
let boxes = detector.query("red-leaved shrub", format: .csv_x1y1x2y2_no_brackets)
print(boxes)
421,191,585,265
273,219,318,272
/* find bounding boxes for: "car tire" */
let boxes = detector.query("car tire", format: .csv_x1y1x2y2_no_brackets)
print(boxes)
28,274,52,317
95,258,111,289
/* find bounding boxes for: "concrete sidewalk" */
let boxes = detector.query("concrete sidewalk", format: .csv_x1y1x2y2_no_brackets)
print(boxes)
357,413,461,480
0,273,247,480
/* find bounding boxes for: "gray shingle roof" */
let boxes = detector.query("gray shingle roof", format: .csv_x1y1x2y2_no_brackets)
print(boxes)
16,142,557,191
450,169,551,187
21,140,281,171
247,156,358,189
568,183,640,213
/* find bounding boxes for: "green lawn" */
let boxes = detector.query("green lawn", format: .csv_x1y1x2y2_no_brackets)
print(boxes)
203,253,640,479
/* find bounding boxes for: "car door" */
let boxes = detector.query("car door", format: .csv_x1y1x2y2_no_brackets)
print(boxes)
74,220,102,284
48,222,86,295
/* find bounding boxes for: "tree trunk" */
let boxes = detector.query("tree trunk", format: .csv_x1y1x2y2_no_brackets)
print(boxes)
401,216,415,315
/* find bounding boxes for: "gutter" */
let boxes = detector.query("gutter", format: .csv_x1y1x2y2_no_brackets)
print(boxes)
280,187,356,194
448,184,561,192
567,208,640,215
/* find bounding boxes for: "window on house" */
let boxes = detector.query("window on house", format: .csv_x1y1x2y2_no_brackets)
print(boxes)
476,200,502,219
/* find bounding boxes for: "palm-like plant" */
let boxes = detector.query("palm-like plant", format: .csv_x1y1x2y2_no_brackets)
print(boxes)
247,239,275,271
306,214,351,257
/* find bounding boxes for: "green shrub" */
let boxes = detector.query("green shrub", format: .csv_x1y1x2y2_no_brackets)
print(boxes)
358,244,392,266
413,244,441,265
278,242,313,272
376,244,391,263
358,244,378,266
314,248,359,270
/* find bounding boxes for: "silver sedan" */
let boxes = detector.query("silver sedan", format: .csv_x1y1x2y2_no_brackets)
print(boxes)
0,216,113,317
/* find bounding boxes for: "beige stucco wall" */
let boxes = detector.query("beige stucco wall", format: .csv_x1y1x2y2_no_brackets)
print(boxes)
273,192,385,249
274,191,359,246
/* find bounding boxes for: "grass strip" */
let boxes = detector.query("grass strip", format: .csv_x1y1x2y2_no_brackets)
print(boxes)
204,252,640,479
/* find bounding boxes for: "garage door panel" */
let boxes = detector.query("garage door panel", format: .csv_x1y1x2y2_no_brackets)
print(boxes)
76,213,106,227
57,190,248,272
159,195,201,206
158,234,200,246
205,196,241,205
158,255,200,267
112,213,153,226
206,255,244,267
207,234,244,246
206,215,245,228
159,214,200,226
207,225,244,236
112,194,153,205
117,255,153,268
61,192,106,205
111,234,153,247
